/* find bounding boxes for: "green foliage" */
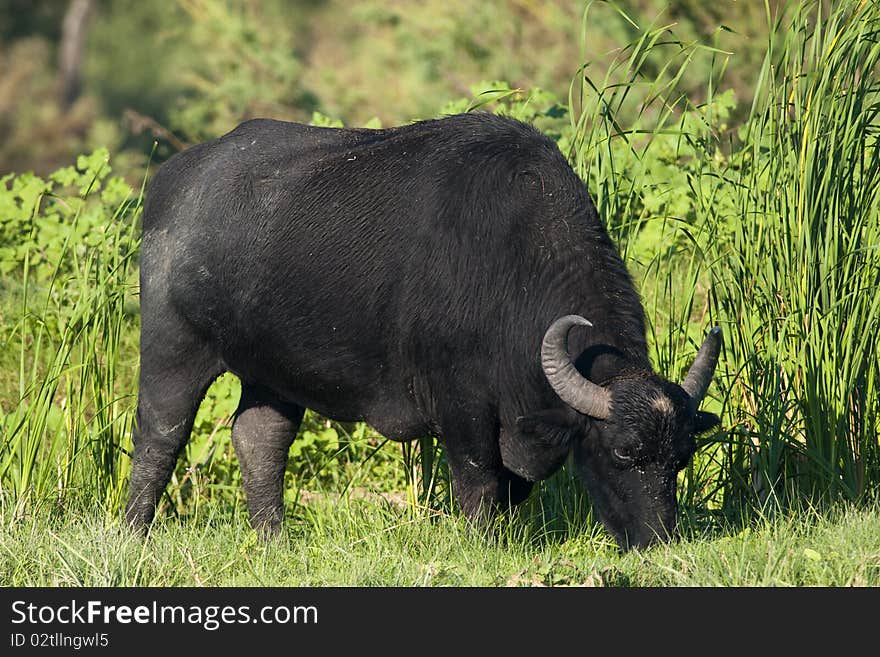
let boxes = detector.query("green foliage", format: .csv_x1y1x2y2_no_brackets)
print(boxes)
167,0,315,142
439,81,570,143
0,148,134,279
309,111,345,129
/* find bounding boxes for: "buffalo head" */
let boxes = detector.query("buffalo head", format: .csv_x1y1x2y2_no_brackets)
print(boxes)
526,315,721,550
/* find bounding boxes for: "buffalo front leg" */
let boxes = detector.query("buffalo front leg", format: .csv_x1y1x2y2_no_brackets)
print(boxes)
440,408,533,521
232,385,304,534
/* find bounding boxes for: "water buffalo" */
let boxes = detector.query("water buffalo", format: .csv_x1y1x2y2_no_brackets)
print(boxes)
125,112,721,550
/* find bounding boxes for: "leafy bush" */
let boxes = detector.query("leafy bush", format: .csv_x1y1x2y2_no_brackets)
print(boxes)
0,149,134,279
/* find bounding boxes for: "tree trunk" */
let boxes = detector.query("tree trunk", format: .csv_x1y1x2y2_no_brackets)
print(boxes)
58,0,93,110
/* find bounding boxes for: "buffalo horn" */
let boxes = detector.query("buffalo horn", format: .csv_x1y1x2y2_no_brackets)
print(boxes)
541,315,611,419
681,326,723,410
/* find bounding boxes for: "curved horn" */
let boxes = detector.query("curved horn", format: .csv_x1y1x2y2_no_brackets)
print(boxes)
682,326,723,410
541,315,611,419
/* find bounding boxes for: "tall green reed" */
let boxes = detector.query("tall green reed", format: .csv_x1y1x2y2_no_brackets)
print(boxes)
710,0,880,506
0,154,142,520
570,0,880,512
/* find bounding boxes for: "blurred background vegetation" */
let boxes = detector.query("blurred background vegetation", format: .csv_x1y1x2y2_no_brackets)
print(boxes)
1,0,777,179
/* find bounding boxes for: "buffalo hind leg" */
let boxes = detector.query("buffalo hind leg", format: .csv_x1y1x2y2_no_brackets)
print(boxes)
125,340,221,533
440,408,533,521
232,385,304,534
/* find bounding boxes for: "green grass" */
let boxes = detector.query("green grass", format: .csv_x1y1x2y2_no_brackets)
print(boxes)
2,498,878,586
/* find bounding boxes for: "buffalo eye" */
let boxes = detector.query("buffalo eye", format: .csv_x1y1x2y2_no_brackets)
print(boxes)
612,446,635,465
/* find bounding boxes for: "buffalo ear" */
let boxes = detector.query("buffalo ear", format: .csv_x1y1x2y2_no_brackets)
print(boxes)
515,407,581,447
503,408,581,481
693,411,720,434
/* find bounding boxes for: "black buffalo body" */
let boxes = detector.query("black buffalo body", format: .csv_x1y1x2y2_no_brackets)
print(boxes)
126,113,721,550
